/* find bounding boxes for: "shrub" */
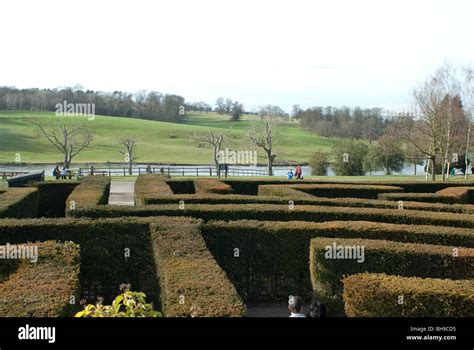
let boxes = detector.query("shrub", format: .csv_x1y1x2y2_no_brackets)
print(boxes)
65,176,110,216
290,184,404,199
135,174,173,205
76,287,162,317
310,238,474,315
369,134,405,175
202,220,474,301
34,181,79,217
194,179,233,195
331,140,368,176
149,218,245,317
309,152,330,176
0,241,80,317
0,188,38,218
343,273,474,317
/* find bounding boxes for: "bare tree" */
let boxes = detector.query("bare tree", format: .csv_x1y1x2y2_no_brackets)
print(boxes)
461,65,474,179
249,119,277,176
119,138,136,175
193,131,225,174
33,120,93,168
436,63,460,180
399,71,446,181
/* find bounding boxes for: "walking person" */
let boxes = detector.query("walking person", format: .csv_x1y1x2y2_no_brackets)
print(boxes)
287,168,294,180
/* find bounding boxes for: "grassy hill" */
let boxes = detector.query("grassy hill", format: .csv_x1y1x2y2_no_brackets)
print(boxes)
0,110,336,165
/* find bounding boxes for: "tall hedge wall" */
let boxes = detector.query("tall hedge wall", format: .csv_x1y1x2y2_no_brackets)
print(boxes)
194,179,233,195
378,192,467,205
34,181,79,217
0,241,81,317
149,218,245,317
201,220,474,301
127,191,474,214
66,203,474,228
135,174,173,206
0,188,38,218
310,238,474,315
343,273,474,317
222,179,474,195
290,184,404,199
65,176,110,216
0,217,158,306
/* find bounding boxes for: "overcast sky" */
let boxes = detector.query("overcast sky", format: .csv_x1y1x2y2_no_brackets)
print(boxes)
0,0,472,112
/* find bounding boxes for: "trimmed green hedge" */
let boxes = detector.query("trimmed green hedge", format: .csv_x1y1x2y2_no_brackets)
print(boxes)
343,273,474,317
290,184,404,199
310,237,474,315
0,188,38,218
258,185,316,199
65,176,110,216
0,216,246,317
0,217,159,306
127,191,474,214
166,179,195,194
67,203,474,228
34,181,79,217
223,179,474,195
379,192,467,205
194,179,233,195
202,220,474,301
437,187,474,204
0,240,80,317
149,218,245,317
135,174,173,205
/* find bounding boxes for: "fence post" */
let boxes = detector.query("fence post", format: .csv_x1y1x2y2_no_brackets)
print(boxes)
210,168,212,176
196,168,199,177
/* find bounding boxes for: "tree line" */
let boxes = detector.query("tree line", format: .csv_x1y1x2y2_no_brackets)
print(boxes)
0,87,186,122
299,106,389,143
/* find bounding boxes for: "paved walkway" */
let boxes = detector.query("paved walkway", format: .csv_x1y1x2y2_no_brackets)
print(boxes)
246,302,290,317
108,180,135,206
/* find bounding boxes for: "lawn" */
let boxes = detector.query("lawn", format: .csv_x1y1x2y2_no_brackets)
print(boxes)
0,111,335,165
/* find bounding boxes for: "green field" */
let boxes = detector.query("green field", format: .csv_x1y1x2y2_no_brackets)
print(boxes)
0,110,335,165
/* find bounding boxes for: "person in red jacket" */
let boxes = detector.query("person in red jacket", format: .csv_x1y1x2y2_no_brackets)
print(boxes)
294,165,303,179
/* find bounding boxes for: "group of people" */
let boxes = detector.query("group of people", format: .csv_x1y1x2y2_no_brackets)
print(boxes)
287,165,303,180
53,165,71,180
288,295,327,318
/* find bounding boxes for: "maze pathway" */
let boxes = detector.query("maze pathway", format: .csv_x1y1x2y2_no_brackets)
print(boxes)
108,180,135,206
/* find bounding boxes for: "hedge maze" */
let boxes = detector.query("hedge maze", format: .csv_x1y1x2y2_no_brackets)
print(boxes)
0,174,473,317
